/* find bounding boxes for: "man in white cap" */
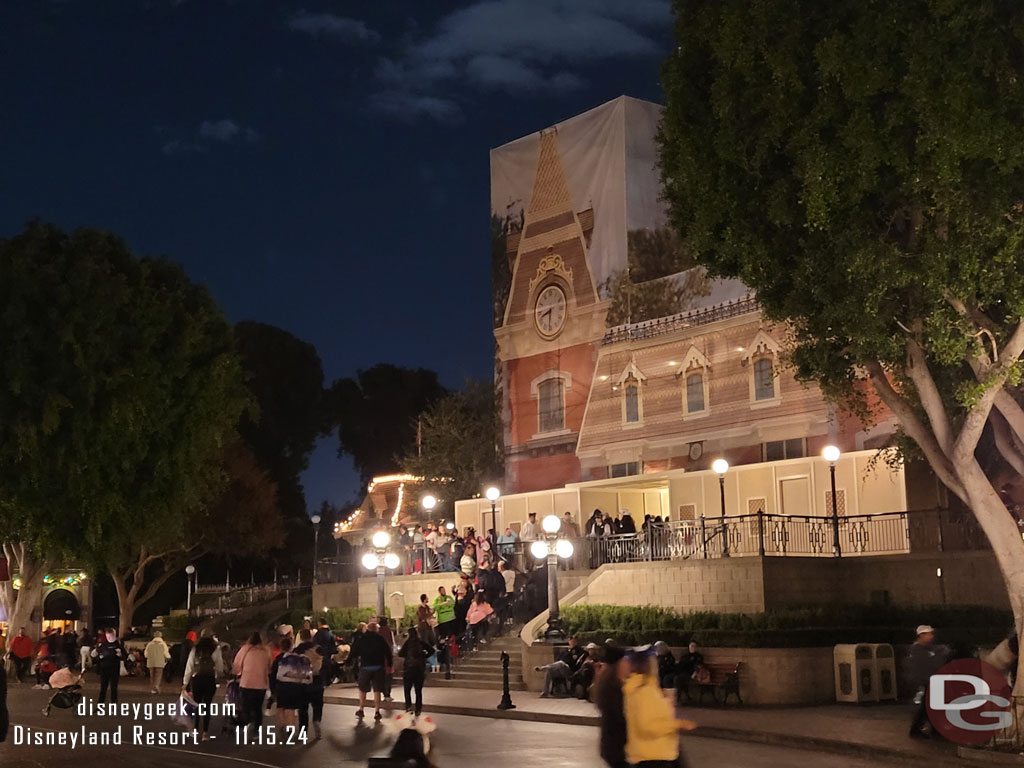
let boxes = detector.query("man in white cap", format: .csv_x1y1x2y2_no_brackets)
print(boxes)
907,624,943,739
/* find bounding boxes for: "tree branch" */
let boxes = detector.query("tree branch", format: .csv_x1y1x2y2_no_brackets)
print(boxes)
866,361,968,502
991,411,1024,478
954,318,1024,466
905,333,954,455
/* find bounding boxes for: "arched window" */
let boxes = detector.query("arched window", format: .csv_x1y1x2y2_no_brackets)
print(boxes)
538,378,565,433
685,371,705,413
753,357,776,401
624,376,640,423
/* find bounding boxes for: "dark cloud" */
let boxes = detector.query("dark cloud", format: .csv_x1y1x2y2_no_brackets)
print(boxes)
369,91,462,123
160,119,260,155
371,0,669,119
287,10,381,43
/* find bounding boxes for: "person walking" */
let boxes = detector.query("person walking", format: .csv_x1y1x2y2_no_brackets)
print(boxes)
433,587,456,638
595,647,628,768
375,619,397,702
144,632,171,694
313,618,337,684
9,627,33,684
91,629,126,704
351,621,393,721
233,632,272,732
77,628,93,672
398,627,434,717
623,648,696,768
294,629,326,739
907,624,948,739
183,635,219,741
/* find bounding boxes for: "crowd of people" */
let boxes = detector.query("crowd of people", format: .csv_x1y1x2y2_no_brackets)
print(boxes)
367,508,682,577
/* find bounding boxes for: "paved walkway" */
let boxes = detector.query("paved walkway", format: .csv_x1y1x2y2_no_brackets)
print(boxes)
323,684,962,766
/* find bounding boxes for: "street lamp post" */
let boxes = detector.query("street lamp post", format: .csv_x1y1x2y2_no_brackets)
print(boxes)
362,530,399,619
311,514,321,585
485,486,501,538
185,564,196,613
823,445,842,557
712,459,730,558
530,515,574,643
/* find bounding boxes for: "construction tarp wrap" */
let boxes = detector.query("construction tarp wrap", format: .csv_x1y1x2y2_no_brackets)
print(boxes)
490,95,746,330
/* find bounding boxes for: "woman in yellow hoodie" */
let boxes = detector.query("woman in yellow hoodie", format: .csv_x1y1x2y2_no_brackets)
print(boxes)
623,648,696,767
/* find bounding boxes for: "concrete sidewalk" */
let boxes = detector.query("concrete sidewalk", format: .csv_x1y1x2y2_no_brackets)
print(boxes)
324,684,962,766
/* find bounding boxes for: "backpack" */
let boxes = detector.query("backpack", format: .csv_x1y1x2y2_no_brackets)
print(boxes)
195,653,216,679
276,652,313,685
303,647,324,676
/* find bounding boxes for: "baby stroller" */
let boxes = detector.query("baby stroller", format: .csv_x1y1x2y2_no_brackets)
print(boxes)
43,668,83,717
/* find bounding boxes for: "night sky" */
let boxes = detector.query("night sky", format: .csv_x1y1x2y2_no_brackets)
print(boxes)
1,0,672,510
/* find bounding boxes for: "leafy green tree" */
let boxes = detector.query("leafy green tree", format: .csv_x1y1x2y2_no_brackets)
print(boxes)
106,442,284,635
0,222,248,632
401,380,503,512
660,0,1024,691
330,364,446,485
235,322,326,519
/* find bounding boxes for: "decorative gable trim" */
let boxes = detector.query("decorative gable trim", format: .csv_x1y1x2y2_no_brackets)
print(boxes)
615,360,647,386
743,330,780,361
680,345,711,373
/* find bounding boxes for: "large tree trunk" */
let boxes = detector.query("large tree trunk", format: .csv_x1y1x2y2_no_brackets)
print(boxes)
0,541,50,636
957,463,1024,699
109,547,191,637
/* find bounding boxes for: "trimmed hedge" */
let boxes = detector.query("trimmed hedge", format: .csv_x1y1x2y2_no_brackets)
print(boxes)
562,604,1012,649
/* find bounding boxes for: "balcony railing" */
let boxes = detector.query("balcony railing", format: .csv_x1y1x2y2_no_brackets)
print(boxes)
319,508,989,582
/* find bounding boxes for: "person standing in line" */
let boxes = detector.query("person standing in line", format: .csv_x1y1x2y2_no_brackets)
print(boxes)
351,621,392,721
416,594,436,646
144,632,171,694
9,627,33,684
91,629,126,703
294,628,326,739
183,635,219,741
233,632,272,733
622,648,696,768
562,512,580,538
519,512,539,542
398,627,434,717
433,587,456,638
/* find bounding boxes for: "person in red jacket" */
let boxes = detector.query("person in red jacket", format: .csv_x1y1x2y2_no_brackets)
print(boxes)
9,628,34,684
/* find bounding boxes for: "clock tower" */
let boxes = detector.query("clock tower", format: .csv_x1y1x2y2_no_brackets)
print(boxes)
494,125,606,493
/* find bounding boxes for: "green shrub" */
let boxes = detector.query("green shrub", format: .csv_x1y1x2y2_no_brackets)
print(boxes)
560,604,1012,648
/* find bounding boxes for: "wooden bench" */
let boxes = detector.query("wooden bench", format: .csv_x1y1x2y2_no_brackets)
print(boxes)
690,662,743,705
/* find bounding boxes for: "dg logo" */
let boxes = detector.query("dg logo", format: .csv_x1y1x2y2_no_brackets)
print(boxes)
928,658,1013,744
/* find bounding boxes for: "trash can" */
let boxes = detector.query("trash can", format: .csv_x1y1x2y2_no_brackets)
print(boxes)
869,643,898,701
834,644,878,703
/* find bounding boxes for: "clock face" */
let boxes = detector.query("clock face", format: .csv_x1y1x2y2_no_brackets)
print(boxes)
534,285,567,337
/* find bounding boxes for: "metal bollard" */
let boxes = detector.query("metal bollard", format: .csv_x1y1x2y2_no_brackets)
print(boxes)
497,651,516,710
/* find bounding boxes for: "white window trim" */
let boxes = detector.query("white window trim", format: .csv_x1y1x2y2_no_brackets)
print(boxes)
682,366,710,420
749,355,781,407
621,374,644,428
615,360,647,386
531,369,571,436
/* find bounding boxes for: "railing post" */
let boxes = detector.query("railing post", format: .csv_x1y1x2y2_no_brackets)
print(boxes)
700,515,708,559
757,510,765,557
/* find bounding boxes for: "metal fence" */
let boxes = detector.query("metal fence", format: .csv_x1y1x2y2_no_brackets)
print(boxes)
318,508,989,581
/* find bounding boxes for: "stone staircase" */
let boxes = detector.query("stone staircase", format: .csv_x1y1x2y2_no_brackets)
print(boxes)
428,635,526,691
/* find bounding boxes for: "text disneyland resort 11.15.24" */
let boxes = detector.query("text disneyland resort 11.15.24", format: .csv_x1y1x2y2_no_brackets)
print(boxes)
11,696,308,749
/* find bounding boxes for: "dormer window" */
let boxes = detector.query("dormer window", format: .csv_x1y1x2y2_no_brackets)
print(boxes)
616,361,646,427
753,357,775,401
743,331,781,407
680,345,711,418
624,376,640,423
686,371,705,413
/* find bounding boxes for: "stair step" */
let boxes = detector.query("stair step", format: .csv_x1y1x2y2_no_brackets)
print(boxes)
456,663,523,674
427,678,527,691
443,671,523,683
